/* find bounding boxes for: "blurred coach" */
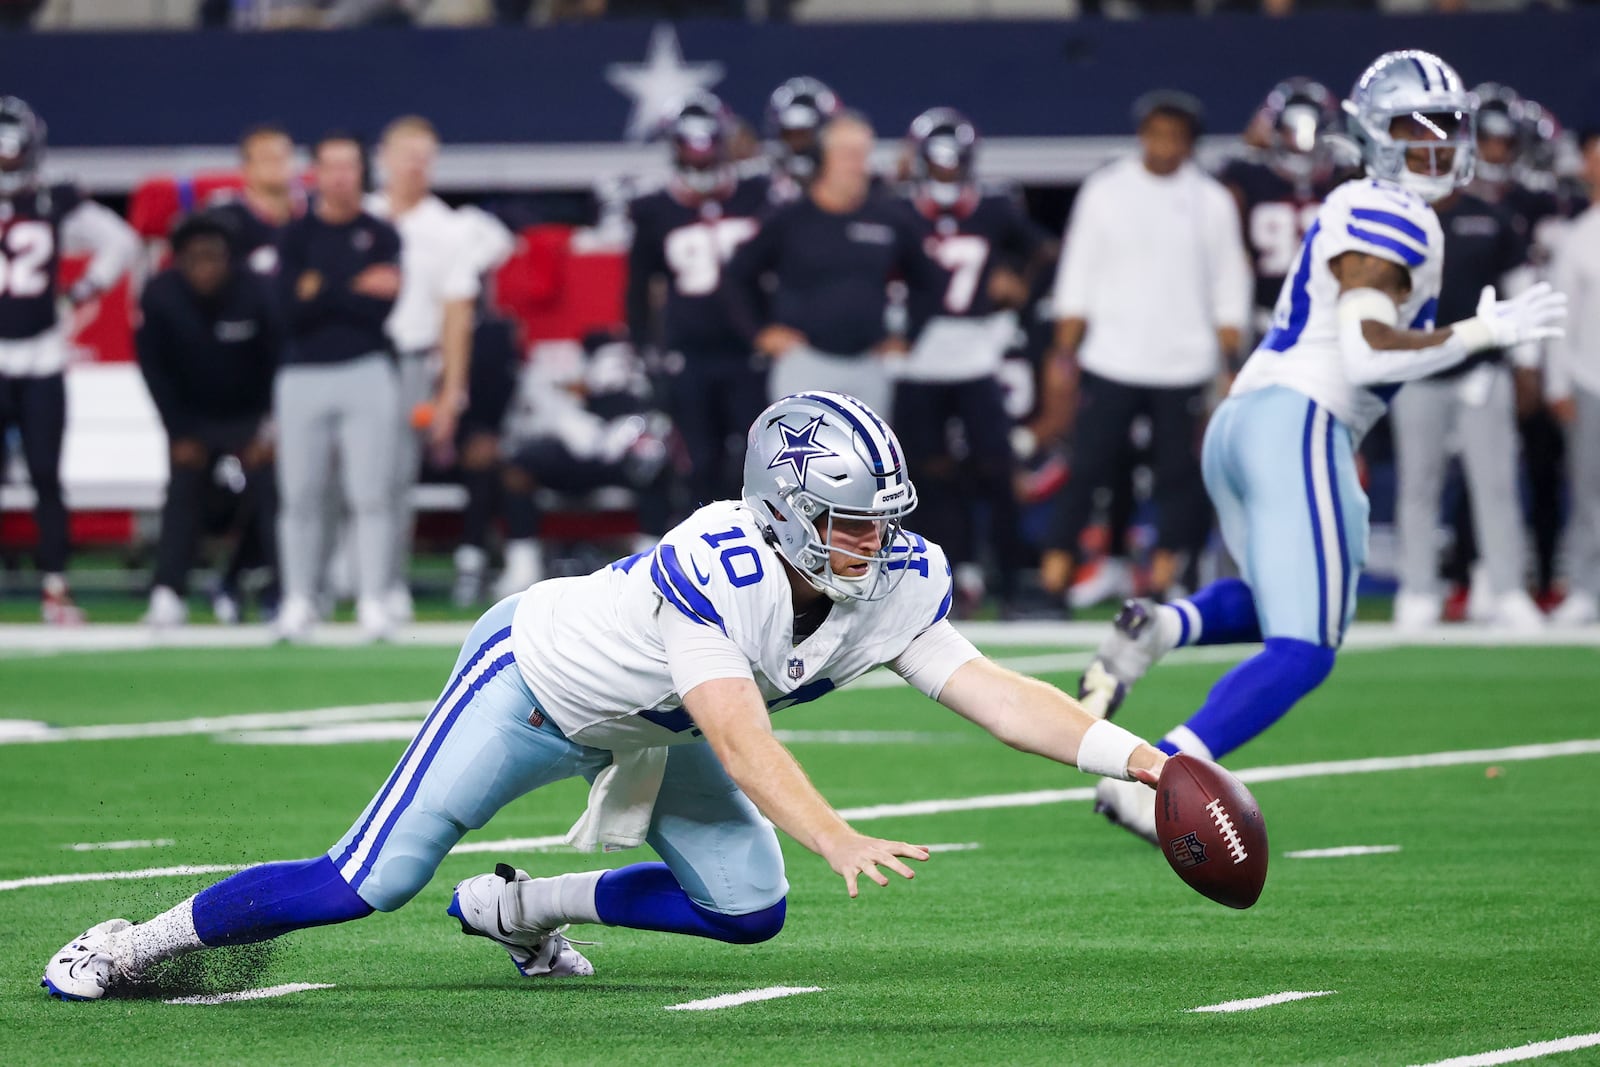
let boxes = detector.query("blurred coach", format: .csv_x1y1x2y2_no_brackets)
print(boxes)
274,133,402,642
1040,92,1251,603
723,110,947,421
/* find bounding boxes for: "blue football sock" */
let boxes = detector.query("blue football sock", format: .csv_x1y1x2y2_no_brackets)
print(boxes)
192,856,374,947
1165,577,1263,648
594,862,785,945
1156,637,1336,761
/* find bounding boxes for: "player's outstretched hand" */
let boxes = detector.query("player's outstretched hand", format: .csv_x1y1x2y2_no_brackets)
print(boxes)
820,830,930,898
1477,282,1567,348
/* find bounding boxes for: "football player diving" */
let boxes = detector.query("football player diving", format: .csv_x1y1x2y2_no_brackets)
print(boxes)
44,390,1169,999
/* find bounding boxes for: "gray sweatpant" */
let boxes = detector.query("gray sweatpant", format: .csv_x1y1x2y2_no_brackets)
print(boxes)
1565,384,1600,597
768,346,896,424
1391,364,1527,597
275,354,400,605
389,349,436,591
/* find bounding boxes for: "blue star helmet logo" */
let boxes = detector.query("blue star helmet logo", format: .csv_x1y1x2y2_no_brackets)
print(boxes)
767,415,837,484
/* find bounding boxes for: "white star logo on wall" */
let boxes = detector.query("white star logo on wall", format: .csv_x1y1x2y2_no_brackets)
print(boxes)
605,24,725,142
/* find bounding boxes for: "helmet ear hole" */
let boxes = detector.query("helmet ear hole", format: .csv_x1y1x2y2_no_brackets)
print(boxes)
764,501,787,523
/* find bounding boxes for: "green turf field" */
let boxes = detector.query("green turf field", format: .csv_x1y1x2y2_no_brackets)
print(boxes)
2,637,1598,1066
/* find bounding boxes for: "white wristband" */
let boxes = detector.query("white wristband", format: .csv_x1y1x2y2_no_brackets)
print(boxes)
1077,719,1144,780
1448,315,1497,354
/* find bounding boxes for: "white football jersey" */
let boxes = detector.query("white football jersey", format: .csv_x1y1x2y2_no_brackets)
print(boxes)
511,501,955,751
1232,177,1445,438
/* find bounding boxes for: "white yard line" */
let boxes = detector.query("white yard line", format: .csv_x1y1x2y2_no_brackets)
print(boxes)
0,864,242,892
0,702,434,746
64,838,175,852
7,737,1599,893
1411,1031,1600,1067
1286,845,1402,859
925,842,982,852
164,983,335,1006
1188,990,1337,1013
664,986,823,1012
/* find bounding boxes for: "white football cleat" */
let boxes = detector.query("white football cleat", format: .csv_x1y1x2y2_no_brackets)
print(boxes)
1552,590,1599,627
452,545,488,608
1392,589,1441,633
142,586,188,629
495,539,545,600
1488,589,1545,633
41,918,133,1001
384,585,416,625
1093,777,1159,845
356,596,394,644
448,864,594,978
275,595,317,643
1077,599,1173,720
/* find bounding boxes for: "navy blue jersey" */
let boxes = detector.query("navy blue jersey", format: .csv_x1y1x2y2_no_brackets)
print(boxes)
207,195,290,278
0,182,81,341
1219,158,1338,315
626,174,770,359
1429,193,1526,380
277,209,401,367
900,187,1048,334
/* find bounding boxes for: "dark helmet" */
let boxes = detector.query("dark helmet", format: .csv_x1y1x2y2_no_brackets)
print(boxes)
907,107,979,210
1470,81,1526,185
665,91,732,195
0,97,45,196
765,76,840,186
1257,77,1338,180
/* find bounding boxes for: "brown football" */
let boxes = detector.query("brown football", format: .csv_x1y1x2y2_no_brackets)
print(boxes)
1154,754,1269,909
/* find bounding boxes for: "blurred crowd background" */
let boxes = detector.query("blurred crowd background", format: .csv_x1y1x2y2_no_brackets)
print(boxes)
0,6,1597,637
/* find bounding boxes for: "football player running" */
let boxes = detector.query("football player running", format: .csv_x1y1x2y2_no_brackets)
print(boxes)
1079,50,1567,841
43,390,1168,1000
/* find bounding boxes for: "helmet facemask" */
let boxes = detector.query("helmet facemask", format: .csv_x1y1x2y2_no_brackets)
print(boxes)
781,485,918,603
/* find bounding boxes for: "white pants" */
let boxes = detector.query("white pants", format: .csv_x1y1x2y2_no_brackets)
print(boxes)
768,346,896,423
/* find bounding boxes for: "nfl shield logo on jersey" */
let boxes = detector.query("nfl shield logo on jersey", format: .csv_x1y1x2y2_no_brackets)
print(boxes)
787,657,805,680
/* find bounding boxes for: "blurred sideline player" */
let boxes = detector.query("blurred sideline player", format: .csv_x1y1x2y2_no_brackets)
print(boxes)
1077,51,1567,840
44,390,1168,1000
0,97,139,623
894,108,1049,614
624,92,769,523
495,330,674,599
1221,78,1344,343
764,76,840,203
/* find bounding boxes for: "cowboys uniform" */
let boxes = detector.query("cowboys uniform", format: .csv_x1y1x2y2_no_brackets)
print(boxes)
512,390,960,752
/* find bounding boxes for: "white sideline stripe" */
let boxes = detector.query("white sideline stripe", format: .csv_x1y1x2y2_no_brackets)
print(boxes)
64,838,175,852
451,834,571,855
1286,845,1402,859
664,986,823,1012
1188,990,1336,1013
221,724,970,746
1411,1031,1600,1067
164,983,335,1006
0,864,242,892
8,737,1600,893
0,703,433,746
925,842,982,852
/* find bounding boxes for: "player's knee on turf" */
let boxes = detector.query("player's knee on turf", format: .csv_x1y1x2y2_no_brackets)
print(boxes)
698,897,786,944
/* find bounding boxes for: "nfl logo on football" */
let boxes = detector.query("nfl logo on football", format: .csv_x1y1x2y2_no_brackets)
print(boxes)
787,657,805,680
1169,832,1209,869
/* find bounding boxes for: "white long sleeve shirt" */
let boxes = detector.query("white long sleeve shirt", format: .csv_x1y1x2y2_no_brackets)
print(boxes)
1546,204,1600,401
1051,156,1252,387
365,192,479,354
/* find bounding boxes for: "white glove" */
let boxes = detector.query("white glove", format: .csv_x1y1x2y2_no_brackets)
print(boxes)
1470,282,1568,350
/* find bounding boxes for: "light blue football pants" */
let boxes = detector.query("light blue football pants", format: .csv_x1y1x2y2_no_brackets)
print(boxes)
1202,386,1370,646
326,595,788,914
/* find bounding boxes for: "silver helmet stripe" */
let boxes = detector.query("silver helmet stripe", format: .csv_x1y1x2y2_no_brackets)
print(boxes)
793,391,900,489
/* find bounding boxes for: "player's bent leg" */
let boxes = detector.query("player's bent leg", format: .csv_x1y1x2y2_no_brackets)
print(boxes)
44,594,598,999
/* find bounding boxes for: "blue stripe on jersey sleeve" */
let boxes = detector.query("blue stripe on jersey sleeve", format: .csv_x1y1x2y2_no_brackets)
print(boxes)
1349,207,1427,247
652,552,718,631
1346,224,1425,267
658,544,727,633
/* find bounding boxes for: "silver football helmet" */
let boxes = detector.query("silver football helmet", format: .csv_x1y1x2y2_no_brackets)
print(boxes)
1343,50,1476,202
743,391,918,603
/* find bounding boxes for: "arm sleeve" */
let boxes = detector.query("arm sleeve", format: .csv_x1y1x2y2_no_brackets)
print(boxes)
1207,184,1253,330
328,225,401,329
722,212,779,343
1336,287,1474,386
660,605,757,699
441,221,482,304
890,621,983,700
60,199,140,293
1050,177,1101,319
